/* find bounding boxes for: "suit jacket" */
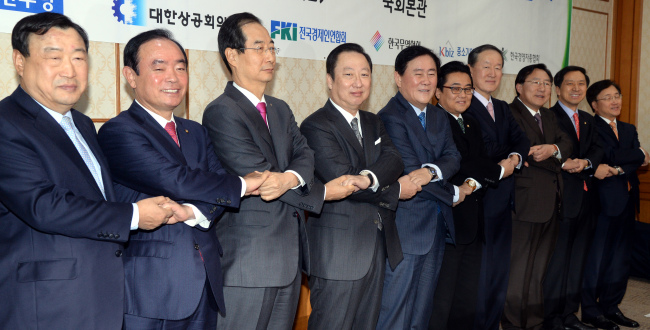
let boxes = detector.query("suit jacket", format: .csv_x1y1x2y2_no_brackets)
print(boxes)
509,98,572,223
465,95,530,218
376,93,460,255
593,116,644,217
441,106,501,244
549,103,603,219
300,99,404,280
202,81,324,287
97,102,241,319
0,87,133,330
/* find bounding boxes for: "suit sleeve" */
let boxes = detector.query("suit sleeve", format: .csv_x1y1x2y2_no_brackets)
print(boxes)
581,115,604,176
456,120,502,189
97,120,241,222
603,123,645,173
0,119,132,241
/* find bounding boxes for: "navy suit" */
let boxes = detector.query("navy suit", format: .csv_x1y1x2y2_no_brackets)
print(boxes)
0,87,133,330
376,93,461,329
465,94,530,330
97,102,241,322
581,117,644,321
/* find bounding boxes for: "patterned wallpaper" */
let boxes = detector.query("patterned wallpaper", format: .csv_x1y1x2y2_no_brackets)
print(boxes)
638,0,650,149
0,0,615,131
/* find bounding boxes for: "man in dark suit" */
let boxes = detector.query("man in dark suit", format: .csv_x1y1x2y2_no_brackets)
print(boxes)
543,66,603,330
465,44,529,330
430,61,507,330
581,80,647,330
505,64,572,330
301,43,411,330
97,29,270,329
374,46,461,330
0,13,174,330
202,13,356,329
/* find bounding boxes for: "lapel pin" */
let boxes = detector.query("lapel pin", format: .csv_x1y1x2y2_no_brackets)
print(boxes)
185,129,189,133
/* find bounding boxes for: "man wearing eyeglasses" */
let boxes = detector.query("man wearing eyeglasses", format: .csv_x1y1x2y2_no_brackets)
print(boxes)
375,46,461,330
504,63,572,330
543,66,604,330
429,61,505,330
580,80,647,330
202,12,357,329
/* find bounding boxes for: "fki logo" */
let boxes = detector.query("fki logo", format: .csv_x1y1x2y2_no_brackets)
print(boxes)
271,20,298,41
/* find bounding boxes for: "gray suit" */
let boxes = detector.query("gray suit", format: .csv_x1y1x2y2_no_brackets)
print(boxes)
202,82,324,329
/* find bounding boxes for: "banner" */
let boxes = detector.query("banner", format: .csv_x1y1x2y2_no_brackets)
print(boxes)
0,0,571,74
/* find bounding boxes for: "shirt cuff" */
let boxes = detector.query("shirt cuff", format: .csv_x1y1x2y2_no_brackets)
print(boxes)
183,203,210,228
553,144,562,160
130,203,139,230
467,177,482,191
453,185,459,203
239,176,247,197
421,164,442,182
508,152,523,169
286,170,305,189
359,170,379,192
499,165,505,180
585,159,593,170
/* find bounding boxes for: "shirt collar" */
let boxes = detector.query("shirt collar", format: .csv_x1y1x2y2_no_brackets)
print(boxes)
136,99,176,128
409,102,427,117
473,90,492,107
437,103,462,119
33,97,71,125
233,81,267,107
330,98,360,124
558,100,578,118
598,115,616,125
518,97,540,117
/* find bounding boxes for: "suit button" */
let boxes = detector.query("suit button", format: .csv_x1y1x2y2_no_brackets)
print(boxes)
115,250,122,257
97,233,102,238
226,200,231,205
108,233,114,239
115,234,120,239
374,219,379,224
194,244,200,250
293,212,298,217
103,233,109,238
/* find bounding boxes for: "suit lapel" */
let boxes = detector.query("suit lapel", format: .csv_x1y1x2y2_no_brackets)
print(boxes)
395,93,435,155
595,115,619,145
71,110,113,199
324,100,365,162
360,111,377,165
128,103,188,166
513,98,544,141
175,119,198,168
266,100,291,170
469,96,498,133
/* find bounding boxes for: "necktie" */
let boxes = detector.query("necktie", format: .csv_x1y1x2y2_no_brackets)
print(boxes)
350,117,363,146
60,116,105,198
457,117,465,134
164,121,180,147
256,102,268,125
609,121,619,140
534,113,544,134
573,113,588,191
418,112,426,130
487,101,495,121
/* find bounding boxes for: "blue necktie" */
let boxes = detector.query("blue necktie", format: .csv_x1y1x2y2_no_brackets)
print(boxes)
418,112,426,130
60,116,105,199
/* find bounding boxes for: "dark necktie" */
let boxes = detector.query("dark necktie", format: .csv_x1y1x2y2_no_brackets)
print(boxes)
534,113,544,134
418,112,426,130
350,117,363,146
457,117,465,133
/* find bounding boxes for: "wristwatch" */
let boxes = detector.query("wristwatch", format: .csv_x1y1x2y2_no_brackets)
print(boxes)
465,179,477,192
426,166,438,180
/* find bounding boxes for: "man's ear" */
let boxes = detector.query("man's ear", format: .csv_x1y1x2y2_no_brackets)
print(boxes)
123,66,137,89
225,48,238,71
13,50,25,78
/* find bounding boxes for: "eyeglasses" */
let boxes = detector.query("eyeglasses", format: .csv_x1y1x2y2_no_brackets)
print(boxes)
597,93,622,102
563,81,587,88
525,80,552,88
442,86,474,95
240,46,280,55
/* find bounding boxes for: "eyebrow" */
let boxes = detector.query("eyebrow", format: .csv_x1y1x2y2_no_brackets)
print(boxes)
151,59,186,65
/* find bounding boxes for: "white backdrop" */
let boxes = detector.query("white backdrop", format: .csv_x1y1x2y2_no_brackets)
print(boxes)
0,0,571,74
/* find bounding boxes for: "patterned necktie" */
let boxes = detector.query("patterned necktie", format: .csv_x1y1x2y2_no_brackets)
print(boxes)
534,113,544,134
487,101,495,121
573,113,588,191
418,112,426,130
164,121,180,147
257,102,268,125
60,116,105,198
457,117,465,133
609,121,619,140
350,117,363,146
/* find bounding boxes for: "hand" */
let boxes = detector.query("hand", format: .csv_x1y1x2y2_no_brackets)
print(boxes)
243,170,271,196
642,147,649,166
459,182,474,196
562,158,586,173
259,172,299,201
341,175,370,191
324,175,358,201
161,200,195,224
498,158,515,178
398,175,421,200
408,168,433,186
609,166,622,176
594,164,614,180
453,185,468,207
136,196,174,230
508,154,521,167
528,144,556,162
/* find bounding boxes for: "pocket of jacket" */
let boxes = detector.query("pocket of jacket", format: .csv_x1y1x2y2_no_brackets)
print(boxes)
17,258,78,282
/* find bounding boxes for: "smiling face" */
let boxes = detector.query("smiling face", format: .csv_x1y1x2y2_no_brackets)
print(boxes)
327,51,371,114
556,70,588,110
14,27,88,114
395,54,436,110
469,49,502,99
591,85,622,121
123,38,188,118
516,68,552,111
436,72,473,116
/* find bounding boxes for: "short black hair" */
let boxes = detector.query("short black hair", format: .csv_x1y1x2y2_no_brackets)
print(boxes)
326,43,372,80
218,12,262,75
554,65,590,87
467,44,504,67
586,80,621,111
124,29,187,76
12,12,89,57
394,45,440,76
437,61,473,89
514,63,553,97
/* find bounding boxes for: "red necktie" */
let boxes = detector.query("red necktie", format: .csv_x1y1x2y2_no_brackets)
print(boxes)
574,113,587,191
257,102,268,125
164,121,179,147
